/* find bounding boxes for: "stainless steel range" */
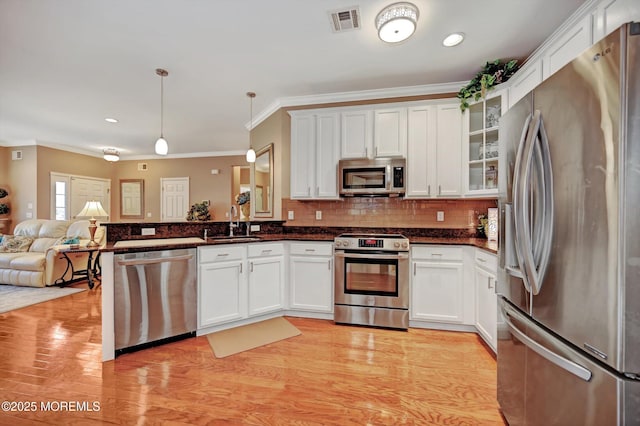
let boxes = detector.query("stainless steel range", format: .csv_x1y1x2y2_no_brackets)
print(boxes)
334,233,410,330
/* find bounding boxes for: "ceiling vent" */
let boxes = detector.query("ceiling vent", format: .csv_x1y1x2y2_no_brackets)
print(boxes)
329,7,361,32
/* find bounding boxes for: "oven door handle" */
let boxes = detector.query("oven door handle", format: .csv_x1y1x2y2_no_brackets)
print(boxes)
334,252,408,260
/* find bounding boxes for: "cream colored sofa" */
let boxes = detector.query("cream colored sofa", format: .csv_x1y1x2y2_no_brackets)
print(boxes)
0,219,105,287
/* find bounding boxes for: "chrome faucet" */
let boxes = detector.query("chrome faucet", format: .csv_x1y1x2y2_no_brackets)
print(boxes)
203,229,208,240
229,205,238,236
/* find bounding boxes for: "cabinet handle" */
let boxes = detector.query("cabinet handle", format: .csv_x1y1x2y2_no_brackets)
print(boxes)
240,263,243,273
413,263,416,275
316,186,319,196
307,187,311,196
217,253,229,257
431,253,443,257
261,249,272,254
477,258,486,263
488,277,493,289
375,146,378,157
427,185,431,196
438,185,442,195
365,147,368,158
250,261,254,272
305,248,316,252
328,260,331,270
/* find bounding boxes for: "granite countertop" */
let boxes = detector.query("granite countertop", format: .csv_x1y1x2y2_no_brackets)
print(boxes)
101,233,497,254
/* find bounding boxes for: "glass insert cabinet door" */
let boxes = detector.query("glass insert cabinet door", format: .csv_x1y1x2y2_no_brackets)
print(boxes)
467,95,502,192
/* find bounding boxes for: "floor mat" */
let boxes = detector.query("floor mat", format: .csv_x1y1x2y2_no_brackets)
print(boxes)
206,317,301,358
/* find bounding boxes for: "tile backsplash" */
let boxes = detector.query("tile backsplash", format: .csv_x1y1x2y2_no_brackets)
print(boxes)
282,198,497,232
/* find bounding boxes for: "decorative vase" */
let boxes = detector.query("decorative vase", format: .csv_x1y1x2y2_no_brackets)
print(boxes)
240,202,250,219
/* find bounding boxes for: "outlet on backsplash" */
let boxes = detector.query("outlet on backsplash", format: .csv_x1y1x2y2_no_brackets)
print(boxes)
288,211,295,220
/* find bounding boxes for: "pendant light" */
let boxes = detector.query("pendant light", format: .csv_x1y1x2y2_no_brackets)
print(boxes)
246,91,256,163
155,68,169,156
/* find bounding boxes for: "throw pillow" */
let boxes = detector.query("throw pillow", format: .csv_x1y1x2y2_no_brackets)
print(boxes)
63,237,79,245
0,235,34,253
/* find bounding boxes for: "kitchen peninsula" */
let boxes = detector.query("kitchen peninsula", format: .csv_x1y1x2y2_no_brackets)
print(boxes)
99,220,498,361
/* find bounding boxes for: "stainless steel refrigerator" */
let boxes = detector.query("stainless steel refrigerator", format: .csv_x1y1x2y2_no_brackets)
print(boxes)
497,22,640,425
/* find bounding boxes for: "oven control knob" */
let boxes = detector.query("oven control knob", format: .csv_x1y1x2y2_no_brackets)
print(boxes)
402,242,409,249
394,242,400,248
335,241,342,247
342,240,350,247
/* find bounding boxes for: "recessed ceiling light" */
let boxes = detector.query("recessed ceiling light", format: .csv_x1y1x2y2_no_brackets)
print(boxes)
105,118,118,123
442,32,465,47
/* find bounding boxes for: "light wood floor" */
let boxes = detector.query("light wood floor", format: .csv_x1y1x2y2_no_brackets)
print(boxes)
0,283,505,425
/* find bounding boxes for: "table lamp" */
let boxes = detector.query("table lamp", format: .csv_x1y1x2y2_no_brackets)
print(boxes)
76,201,108,247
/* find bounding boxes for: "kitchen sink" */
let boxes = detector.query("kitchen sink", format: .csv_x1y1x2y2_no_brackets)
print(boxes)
208,235,262,243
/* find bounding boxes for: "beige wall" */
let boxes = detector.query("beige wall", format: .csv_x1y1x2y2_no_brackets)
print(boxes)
0,147,7,184
6,146,37,226
251,109,287,220
113,155,245,222
36,146,115,218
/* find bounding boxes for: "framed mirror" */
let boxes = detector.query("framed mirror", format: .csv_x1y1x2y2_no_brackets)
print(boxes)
120,179,144,219
252,144,273,218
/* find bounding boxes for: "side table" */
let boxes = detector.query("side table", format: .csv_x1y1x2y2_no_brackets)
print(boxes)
55,245,102,289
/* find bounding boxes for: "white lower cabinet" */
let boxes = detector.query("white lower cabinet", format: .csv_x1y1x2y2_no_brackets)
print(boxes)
474,249,498,352
198,245,247,328
248,243,285,316
288,242,333,314
410,246,466,324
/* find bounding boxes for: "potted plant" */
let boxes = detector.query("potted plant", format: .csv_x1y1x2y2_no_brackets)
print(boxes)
457,59,519,111
186,202,211,221
0,203,8,215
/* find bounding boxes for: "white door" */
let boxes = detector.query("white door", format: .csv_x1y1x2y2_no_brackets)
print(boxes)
66,175,110,219
411,260,464,323
161,177,189,222
248,256,284,316
435,104,463,197
289,256,333,312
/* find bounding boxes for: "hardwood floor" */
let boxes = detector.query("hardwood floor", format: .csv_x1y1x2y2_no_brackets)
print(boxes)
0,283,504,425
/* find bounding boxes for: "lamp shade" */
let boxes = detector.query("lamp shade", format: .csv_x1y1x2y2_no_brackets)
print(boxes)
77,201,109,219
246,148,256,163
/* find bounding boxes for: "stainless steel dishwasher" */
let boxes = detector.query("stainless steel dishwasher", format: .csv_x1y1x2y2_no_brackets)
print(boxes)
114,248,196,355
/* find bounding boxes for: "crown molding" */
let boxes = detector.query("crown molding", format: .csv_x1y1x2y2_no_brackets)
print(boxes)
246,81,467,129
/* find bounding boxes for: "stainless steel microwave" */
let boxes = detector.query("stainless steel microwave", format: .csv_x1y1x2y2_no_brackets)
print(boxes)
338,158,406,197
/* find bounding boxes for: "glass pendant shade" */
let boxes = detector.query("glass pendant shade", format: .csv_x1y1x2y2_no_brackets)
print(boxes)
155,137,168,156
246,148,256,163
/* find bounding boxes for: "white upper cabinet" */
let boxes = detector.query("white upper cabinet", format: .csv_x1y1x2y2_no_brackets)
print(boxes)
435,104,463,197
594,0,640,41
508,61,543,109
341,107,407,159
290,111,340,199
543,13,594,80
406,102,462,198
373,107,407,158
341,110,373,159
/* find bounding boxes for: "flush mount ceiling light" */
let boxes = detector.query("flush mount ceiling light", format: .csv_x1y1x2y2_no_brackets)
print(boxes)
104,117,118,123
154,68,169,156
376,2,419,43
443,32,465,47
246,92,256,163
103,148,120,162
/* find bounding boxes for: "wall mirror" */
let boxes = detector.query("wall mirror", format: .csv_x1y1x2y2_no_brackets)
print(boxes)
252,144,273,218
120,179,144,219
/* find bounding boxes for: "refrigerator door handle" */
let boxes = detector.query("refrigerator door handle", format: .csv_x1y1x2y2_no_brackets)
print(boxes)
505,115,532,293
501,302,592,382
514,110,554,295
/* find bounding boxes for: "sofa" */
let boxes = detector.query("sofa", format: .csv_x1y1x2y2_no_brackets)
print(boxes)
0,219,105,287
